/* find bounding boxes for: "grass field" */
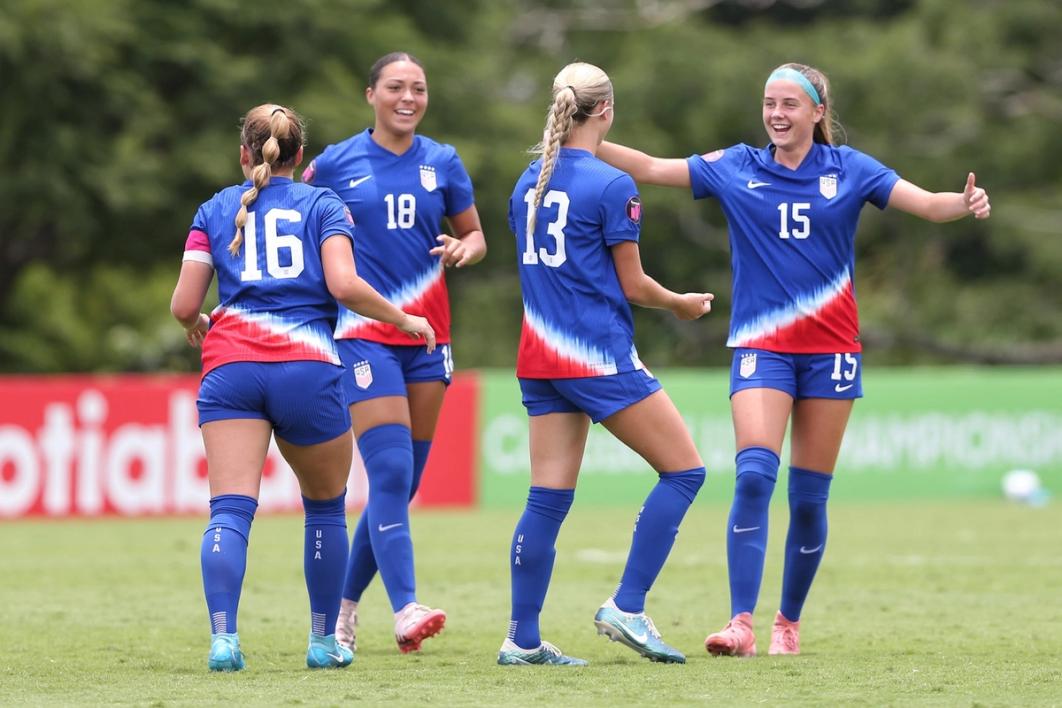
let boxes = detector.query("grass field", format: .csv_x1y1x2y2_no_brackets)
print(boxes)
4,501,1062,706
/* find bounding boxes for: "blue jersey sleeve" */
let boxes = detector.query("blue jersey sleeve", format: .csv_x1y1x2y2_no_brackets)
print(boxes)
843,147,900,210
600,174,641,246
687,146,745,200
191,202,210,234
302,145,335,187
444,149,475,217
315,191,355,246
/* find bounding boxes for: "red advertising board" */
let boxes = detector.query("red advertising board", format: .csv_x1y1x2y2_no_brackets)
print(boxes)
0,373,477,518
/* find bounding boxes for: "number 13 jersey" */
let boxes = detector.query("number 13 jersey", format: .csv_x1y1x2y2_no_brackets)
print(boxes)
509,147,645,379
687,142,899,353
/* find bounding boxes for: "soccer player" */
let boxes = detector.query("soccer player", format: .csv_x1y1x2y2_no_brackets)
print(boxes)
303,51,486,654
598,62,992,656
170,103,434,672
497,62,715,666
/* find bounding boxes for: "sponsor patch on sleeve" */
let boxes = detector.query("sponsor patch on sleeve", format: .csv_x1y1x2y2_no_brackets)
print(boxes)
625,196,642,224
301,160,316,184
344,206,355,225
701,149,725,162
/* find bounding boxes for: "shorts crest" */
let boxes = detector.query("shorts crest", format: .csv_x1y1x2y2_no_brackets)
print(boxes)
353,360,373,390
739,352,757,379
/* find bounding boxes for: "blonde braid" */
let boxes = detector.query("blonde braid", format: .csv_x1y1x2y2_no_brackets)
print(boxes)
230,107,293,256
526,88,578,239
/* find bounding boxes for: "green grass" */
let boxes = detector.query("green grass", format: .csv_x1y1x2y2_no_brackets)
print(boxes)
4,501,1062,706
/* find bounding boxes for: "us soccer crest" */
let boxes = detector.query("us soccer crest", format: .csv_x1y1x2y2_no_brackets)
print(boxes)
419,165,437,192
819,174,838,199
739,352,757,379
353,360,373,390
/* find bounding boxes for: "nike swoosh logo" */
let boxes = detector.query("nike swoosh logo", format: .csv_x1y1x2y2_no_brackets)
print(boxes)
799,544,824,554
732,525,761,534
747,180,771,189
378,522,403,532
326,652,345,662
834,383,854,393
623,628,649,644
349,175,372,188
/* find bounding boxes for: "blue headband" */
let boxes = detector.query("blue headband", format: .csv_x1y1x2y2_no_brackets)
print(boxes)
766,68,821,106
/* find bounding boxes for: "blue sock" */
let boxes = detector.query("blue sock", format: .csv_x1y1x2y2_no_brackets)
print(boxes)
342,439,431,603
613,467,705,613
201,494,258,634
727,447,779,616
303,491,348,637
780,466,832,622
508,486,574,650
359,424,416,612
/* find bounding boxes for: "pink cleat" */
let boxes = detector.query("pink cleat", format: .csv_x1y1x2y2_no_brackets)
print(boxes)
705,612,757,657
394,602,446,653
768,611,800,655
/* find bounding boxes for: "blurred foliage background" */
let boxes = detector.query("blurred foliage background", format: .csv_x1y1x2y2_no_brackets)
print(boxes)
1,0,1060,373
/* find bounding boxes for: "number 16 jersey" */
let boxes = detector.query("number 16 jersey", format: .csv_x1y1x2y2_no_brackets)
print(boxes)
509,147,645,379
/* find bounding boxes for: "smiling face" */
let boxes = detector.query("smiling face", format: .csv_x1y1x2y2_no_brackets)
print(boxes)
366,60,428,139
762,78,824,151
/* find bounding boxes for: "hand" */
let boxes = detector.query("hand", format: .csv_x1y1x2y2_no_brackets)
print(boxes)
671,292,714,321
430,234,474,268
398,313,437,353
963,172,991,219
184,313,209,348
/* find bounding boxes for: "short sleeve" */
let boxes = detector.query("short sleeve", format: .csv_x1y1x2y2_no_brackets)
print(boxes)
316,191,355,246
302,144,334,186
844,147,900,210
183,204,213,266
687,146,744,200
600,173,641,246
444,149,475,217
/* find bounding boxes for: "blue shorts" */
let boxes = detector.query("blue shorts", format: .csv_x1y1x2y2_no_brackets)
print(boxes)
519,369,662,423
338,339,453,405
197,361,351,445
730,348,863,400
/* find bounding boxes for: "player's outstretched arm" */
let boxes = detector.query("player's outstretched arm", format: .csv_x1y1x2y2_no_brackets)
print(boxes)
611,241,713,320
598,142,691,188
322,235,436,352
888,172,991,223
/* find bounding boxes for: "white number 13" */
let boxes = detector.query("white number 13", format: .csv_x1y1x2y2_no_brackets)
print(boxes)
522,188,568,268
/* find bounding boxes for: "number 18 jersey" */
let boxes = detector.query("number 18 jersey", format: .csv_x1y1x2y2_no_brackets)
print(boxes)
688,142,899,353
509,147,645,379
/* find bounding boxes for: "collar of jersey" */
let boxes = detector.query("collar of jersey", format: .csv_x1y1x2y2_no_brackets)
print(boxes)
241,176,292,187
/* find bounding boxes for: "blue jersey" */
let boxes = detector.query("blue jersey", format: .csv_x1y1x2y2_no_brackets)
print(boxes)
183,177,354,376
304,129,475,345
509,147,645,378
688,143,899,353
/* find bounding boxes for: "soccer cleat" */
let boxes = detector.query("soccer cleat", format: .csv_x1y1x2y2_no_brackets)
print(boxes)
336,599,358,652
768,611,800,655
306,633,355,669
705,612,757,657
593,597,686,664
207,632,245,672
393,602,446,653
497,638,588,666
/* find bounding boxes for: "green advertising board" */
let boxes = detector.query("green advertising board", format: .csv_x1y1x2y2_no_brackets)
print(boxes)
478,367,1062,506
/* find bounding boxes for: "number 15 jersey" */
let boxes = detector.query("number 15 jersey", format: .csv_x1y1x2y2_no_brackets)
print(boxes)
688,142,899,353
509,147,645,379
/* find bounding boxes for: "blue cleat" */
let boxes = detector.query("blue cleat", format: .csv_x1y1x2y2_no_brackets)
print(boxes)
208,632,245,672
593,598,686,664
306,633,354,669
497,638,588,666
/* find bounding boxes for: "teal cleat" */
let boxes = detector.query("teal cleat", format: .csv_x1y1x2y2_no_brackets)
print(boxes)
306,633,354,669
497,638,588,666
593,598,686,664
208,632,245,672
